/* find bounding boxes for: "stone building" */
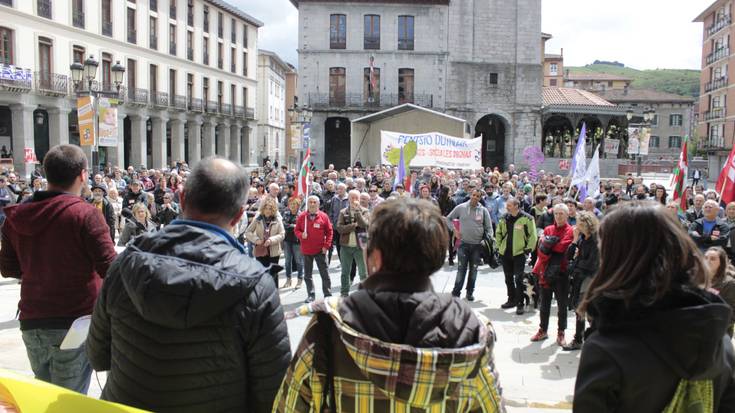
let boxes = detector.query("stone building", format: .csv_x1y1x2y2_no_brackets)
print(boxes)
564,72,632,92
0,0,261,177
256,49,289,166
291,0,542,169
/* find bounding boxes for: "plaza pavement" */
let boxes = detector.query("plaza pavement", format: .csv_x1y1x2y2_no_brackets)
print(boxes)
0,258,576,412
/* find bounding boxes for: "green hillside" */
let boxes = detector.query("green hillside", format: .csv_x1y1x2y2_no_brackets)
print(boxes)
567,64,701,98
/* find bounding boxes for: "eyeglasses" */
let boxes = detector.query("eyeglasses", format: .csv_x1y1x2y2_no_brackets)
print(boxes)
369,189,377,193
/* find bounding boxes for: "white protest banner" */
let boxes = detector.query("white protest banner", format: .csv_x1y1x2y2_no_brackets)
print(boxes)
638,127,651,156
380,130,482,170
604,139,620,155
98,97,119,147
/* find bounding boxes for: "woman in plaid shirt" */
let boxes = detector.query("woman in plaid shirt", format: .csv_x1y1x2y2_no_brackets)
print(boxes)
273,199,505,413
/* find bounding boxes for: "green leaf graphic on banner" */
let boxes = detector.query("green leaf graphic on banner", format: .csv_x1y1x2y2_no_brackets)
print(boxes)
384,140,417,170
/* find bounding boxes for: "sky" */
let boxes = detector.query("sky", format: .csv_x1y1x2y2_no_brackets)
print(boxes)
232,0,708,71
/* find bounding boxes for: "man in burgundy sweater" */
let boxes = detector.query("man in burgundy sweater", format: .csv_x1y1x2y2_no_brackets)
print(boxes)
0,144,116,394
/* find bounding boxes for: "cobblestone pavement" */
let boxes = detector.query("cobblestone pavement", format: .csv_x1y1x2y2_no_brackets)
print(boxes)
0,258,577,412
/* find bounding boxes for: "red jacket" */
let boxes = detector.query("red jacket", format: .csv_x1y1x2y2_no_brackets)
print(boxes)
532,222,574,287
295,210,333,255
0,192,117,326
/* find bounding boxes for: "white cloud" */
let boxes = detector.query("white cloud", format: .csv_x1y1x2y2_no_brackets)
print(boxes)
542,0,706,70
232,0,707,71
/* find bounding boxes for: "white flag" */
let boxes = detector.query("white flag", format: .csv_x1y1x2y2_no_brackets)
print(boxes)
584,145,601,199
570,124,588,188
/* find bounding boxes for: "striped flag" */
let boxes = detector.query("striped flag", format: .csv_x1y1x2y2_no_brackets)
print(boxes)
671,136,689,211
296,148,311,199
716,143,735,204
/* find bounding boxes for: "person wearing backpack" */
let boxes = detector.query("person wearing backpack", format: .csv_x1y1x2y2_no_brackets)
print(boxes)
496,197,537,315
573,203,735,412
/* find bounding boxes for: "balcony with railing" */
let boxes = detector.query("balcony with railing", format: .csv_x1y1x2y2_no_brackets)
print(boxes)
364,36,380,50
173,95,187,110
188,97,203,112
398,38,414,51
234,106,244,117
206,100,219,113
73,11,85,28
170,44,176,55
35,71,68,96
102,21,112,37
151,91,169,107
245,107,255,119
222,103,232,116
705,76,728,93
703,106,726,121
128,29,137,44
702,135,726,151
305,93,434,110
150,34,158,50
75,81,126,99
37,0,51,19
706,47,730,65
707,15,731,38
127,88,149,105
0,65,32,91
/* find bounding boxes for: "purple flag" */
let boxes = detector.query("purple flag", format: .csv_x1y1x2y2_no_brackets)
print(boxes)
394,145,406,190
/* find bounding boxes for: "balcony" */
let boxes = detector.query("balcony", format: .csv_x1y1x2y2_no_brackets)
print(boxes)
76,81,126,99
206,100,219,113
169,5,176,19
127,88,149,105
102,21,112,37
128,29,137,44
187,47,193,60
151,91,169,107
364,36,380,50
0,65,32,91
150,34,158,50
173,95,187,110
234,106,244,117
706,47,729,65
707,15,731,38
222,103,232,116
705,76,728,93
170,44,176,55
35,71,68,96
398,38,414,50
702,136,726,151
37,0,51,19
73,11,85,28
149,0,157,12
305,93,434,110
244,107,255,119
188,97,203,112
703,106,726,121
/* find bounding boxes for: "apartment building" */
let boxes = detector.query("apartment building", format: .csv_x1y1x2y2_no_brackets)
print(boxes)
256,49,289,167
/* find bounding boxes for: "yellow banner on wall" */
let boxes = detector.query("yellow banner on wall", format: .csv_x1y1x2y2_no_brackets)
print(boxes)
77,96,95,146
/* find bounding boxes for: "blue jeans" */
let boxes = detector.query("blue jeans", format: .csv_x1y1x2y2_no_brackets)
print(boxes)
452,242,483,297
283,240,303,279
21,329,92,394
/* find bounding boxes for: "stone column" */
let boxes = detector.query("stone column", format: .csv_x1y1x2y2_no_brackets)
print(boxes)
217,121,230,159
170,117,186,165
129,114,148,168
151,114,169,169
10,104,35,179
242,123,256,167
187,116,202,167
108,109,126,170
201,120,216,158
47,105,70,148
229,122,241,164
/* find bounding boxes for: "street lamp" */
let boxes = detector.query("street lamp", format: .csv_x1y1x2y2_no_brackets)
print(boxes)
70,56,125,173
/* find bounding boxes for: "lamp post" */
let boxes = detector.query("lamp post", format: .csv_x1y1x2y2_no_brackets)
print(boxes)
69,56,125,173
626,107,655,177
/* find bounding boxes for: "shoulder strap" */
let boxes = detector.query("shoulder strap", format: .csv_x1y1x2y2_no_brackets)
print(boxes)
317,312,337,413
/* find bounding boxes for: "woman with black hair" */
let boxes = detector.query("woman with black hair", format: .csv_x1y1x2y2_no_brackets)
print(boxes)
574,203,735,412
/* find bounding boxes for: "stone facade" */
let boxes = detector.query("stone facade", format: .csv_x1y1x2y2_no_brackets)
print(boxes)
294,0,542,169
257,50,289,166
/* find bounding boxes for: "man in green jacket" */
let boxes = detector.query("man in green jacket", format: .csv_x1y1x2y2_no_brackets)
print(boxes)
497,197,537,315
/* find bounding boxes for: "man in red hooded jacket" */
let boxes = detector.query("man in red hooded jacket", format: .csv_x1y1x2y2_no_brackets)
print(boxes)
531,203,574,346
0,145,116,394
296,195,333,303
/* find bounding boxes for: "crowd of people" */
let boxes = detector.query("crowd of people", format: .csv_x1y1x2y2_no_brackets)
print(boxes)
0,145,733,412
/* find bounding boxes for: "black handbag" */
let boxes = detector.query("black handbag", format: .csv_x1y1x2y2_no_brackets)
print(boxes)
544,252,565,282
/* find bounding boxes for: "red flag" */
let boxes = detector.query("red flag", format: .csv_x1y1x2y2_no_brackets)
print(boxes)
671,137,689,211
716,144,735,204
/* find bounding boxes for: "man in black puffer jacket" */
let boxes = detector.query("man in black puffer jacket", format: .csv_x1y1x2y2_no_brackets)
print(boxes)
87,157,291,413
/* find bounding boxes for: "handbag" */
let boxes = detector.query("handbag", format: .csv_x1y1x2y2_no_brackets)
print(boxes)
254,220,272,257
